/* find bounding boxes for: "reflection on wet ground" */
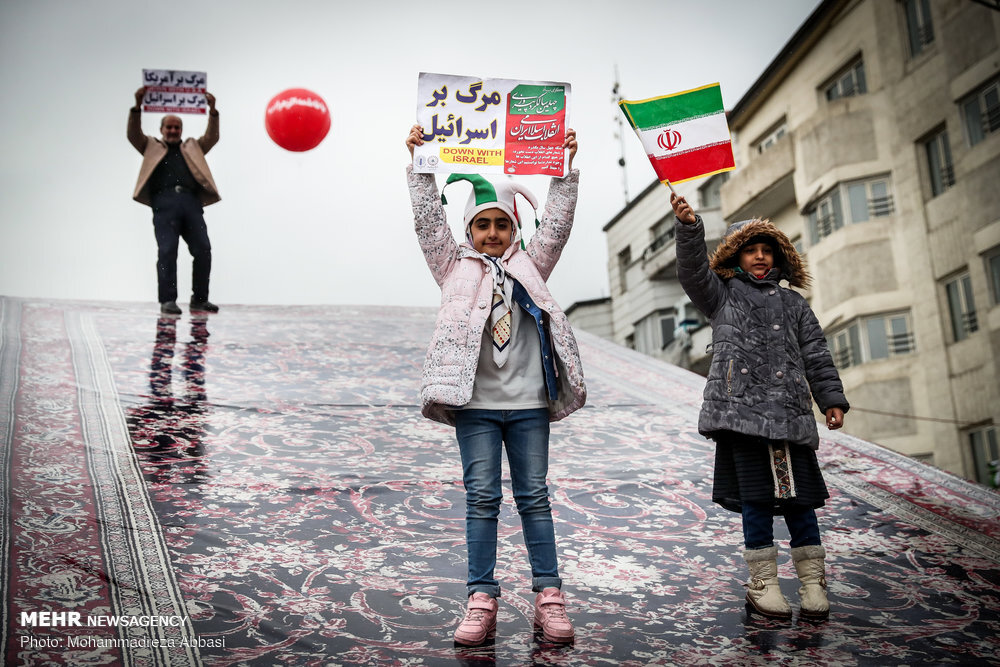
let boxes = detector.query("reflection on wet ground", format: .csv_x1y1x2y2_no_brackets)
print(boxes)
126,316,210,486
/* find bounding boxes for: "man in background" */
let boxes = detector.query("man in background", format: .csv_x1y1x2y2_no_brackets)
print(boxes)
128,86,221,315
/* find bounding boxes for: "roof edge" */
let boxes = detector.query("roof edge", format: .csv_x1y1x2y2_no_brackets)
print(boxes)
728,0,847,128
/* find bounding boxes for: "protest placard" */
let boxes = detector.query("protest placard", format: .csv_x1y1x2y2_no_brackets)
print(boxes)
141,69,208,114
412,72,571,177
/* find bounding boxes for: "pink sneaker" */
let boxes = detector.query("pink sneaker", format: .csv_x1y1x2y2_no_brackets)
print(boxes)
533,587,574,643
454,592,498,646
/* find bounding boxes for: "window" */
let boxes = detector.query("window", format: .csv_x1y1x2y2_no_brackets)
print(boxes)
807,177,893,243
828,312,915,369
968,426,999,487
986,248,1000,306
866,314,915,360
923,127,955,196
792,236,805,256
825,58,867,101
808,190,843,243
846,178,893,220
962,78,1000,146
634,308,678,354
617,247,631,293
659,311,676,349
830,323,862,369
945,272,978,341
903,0,934,57
648,215,675,254
754,120,788,154
698,173,728,209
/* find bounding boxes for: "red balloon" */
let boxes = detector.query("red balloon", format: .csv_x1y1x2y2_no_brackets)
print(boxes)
264,88,331,152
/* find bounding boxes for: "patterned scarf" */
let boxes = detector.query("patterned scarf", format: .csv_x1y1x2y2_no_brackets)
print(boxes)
481,255,514,367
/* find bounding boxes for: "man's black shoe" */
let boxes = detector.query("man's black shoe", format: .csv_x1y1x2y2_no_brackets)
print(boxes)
190,300,220,313
160,301,182,315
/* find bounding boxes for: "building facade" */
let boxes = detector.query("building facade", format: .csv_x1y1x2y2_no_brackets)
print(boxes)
597,174,728,373
564,296,614,342
590,0,1000,485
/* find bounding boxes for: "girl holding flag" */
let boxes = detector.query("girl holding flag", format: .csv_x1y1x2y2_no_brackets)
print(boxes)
405,125,586,646
671,193,848,621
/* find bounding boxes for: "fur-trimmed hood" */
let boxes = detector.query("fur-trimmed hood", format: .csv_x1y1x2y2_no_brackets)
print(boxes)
709,218,810,288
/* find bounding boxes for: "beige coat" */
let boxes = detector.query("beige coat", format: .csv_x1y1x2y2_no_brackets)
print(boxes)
127,110,221,207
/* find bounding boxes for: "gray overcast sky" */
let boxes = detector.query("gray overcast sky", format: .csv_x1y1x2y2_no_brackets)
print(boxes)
0,0,820,309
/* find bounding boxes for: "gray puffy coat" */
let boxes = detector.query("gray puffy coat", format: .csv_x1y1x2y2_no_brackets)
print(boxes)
676,216,849,449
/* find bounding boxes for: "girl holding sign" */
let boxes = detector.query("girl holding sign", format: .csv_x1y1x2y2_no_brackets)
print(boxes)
405,124,585,646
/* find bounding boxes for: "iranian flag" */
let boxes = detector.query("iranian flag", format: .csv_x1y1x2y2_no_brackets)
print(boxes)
619,83,735,185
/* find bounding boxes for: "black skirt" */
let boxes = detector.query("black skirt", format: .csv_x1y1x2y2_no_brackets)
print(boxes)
711,431,829,514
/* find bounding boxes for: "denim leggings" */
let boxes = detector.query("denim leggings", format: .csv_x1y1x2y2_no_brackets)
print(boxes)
742,502,822,550
454,408,561,597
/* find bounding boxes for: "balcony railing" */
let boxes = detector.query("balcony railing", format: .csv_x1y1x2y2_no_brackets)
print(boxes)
647,228,675,255
984,105,1000,134
815,214,841,239
641,229,678,281
915,25,934,48
833,347,854,369
938,163,956,189
961,311,980,336
889,331,915,355
869,195,895,217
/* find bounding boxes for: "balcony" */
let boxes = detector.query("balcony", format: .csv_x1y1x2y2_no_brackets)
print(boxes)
796,104,878,183
721,132,795,220
641,228,677,281
686,324,714,376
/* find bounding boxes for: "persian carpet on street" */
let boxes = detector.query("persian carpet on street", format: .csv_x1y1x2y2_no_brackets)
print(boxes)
2,297,998,666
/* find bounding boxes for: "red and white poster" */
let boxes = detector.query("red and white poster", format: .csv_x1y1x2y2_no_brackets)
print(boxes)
141,69,208,115
412,72,571,177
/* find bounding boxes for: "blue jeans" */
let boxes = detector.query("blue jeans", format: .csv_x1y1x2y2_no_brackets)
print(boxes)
454,408,561,597
742,502,821,550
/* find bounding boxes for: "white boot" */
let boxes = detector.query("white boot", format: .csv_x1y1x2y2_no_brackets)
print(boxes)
791,545,829,619
743,545,791,618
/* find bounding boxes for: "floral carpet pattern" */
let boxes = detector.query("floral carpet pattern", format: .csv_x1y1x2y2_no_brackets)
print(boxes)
2,296,999,666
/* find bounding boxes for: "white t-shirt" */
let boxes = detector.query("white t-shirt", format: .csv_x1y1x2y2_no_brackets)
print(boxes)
464,303,547,410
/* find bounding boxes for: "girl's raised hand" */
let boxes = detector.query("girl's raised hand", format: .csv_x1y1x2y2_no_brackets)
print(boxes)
406,124,425,157
564,128,578,170
671,193,696,224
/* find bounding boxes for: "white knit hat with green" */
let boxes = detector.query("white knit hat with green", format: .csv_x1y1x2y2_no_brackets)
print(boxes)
442,173,539,249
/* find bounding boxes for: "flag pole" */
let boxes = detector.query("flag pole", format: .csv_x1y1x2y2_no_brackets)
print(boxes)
663,178,677,196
